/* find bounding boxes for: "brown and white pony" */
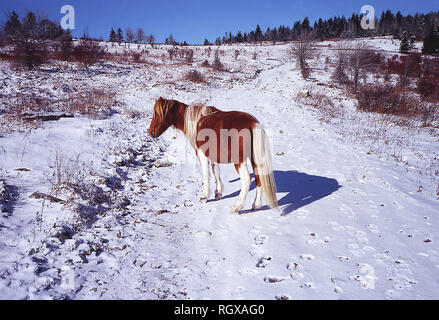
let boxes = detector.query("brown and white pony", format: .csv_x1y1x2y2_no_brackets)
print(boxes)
148,97,278,213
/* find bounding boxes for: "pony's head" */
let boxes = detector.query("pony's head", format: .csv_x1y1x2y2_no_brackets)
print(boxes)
149,97,177,138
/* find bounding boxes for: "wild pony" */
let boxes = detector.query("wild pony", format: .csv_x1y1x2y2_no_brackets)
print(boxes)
148,97,278,213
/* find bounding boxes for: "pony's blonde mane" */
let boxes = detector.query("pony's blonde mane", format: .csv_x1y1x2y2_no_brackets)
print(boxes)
184,104,216,148
154,99,176,119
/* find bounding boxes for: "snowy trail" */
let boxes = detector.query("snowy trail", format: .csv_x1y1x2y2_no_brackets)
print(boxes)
141,62,439,299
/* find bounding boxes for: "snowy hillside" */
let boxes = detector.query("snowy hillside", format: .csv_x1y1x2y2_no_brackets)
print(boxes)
0,37,438,300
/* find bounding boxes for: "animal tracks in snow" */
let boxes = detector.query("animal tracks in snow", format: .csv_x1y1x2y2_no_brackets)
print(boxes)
254,234,268,246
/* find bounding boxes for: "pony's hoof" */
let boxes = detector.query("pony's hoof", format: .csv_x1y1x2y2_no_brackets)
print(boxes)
252,203,262,211
231,205,243,213
215,192,222,200
200,197,208,203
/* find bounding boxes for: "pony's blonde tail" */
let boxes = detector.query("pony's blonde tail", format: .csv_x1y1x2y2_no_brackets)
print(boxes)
252,123,279,210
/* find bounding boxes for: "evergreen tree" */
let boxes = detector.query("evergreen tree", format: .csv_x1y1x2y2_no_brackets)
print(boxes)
109,28,117,42
399,31,410,53
116,27,123,43
202,9,439,46
301,17,311,33
236,31,243,43
422,23,439,55
4,11,21,38
255,24,263,42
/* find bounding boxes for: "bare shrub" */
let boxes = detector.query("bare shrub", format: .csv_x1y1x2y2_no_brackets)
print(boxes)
167,48,176,60
290,32,317,79
201,59,210,67
347,44,383,91
64,88,116,119
73,38,106,68
48,151,113,220
14,38,48,69
212,50,224,70
385,53,422,78
177,48,185,59
185,49,194,63
132,52,142,63
417,77,439,101
0,52,17,62
3,93,51,126
234,49,240,60
296,86,339,122
185,70,206,83
53,32,74,60
2,87,116,130
331,44,349,85
356,84,423,117
49,151,85,193
123,108,147,119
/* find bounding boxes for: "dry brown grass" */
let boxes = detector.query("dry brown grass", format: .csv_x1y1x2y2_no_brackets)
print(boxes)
1,87,117,133
185,69,207,83
63,88,117,119
356,84,438,126
296,86,340,123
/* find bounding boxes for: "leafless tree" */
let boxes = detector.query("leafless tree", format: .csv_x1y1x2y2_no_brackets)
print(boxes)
331,44,349,84
348,43,382,91
125,27,134,43
135,27,146,44
147,34,155,45
290,32,317,78
166,33,176,45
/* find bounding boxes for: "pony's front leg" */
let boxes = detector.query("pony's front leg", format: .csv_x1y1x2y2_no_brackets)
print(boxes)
232,162,251,213
197,151,211,203
211,163,224,200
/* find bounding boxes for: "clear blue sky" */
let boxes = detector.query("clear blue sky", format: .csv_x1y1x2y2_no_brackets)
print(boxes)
1,0,438,44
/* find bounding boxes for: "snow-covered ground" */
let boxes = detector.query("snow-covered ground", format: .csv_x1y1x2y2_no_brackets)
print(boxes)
0,37,438,300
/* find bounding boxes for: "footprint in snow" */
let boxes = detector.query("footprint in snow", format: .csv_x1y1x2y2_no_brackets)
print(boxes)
254,234,268,246
340,205,355,219
248,226,262,237
334,286,343,294
338,256,350,261
264,275,289,283
328,221,345,232
256,256,272,268
287,262,305,281
366,224,379,234
300,254,315,261
349,263,376,289
303,282,315,289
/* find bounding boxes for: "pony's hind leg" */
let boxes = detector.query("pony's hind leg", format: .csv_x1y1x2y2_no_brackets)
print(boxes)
232,162,251,213
251,161,263,210
197,151,211,203
211,163,224,200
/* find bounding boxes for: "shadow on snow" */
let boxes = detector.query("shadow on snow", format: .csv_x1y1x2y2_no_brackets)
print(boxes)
224,170,341,216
